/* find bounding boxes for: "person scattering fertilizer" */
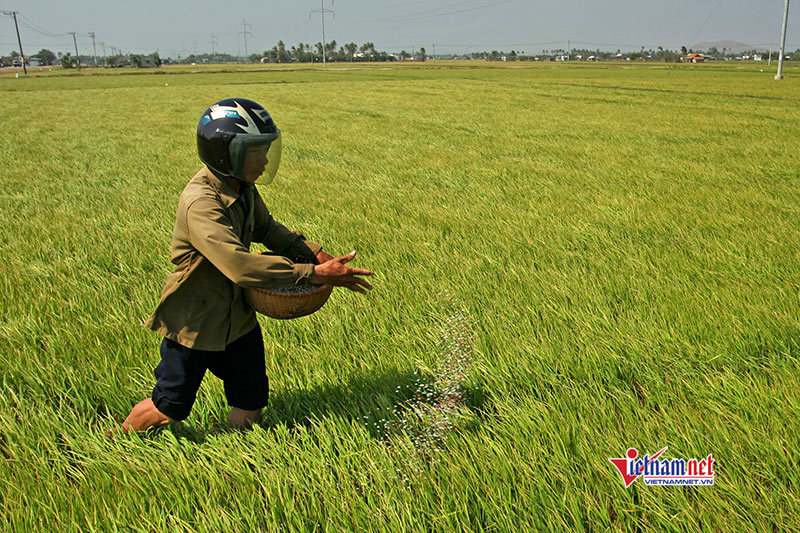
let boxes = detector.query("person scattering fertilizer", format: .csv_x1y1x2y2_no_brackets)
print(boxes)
116,98,374,433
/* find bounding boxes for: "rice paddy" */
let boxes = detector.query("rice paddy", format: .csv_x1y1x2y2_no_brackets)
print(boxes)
0,60,799,531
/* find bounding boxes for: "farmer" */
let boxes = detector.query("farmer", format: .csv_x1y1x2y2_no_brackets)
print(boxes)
117,98,374,433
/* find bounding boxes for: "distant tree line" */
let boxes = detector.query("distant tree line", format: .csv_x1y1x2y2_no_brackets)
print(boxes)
245,41,399,63
1,48,163,68
178,52,238,65
57,52,162,68
236,41,799,64
6,43,798,68
464,46,798,62
466,47,684,62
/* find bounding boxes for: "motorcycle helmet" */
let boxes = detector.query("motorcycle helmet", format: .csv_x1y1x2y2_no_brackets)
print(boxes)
197,98,282,183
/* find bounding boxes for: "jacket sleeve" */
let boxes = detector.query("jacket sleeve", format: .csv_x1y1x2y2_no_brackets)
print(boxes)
252,190,323,260
186,196,315,288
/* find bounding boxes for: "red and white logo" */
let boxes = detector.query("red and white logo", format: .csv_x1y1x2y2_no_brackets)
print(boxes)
609,447,715,487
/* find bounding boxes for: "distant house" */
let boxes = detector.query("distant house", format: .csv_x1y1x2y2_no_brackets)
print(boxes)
686,53,714,63
29,57,42,67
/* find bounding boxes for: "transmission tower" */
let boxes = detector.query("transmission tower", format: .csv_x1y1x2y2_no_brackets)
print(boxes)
239,18,252,59
310,0,334,65
210,33,218,58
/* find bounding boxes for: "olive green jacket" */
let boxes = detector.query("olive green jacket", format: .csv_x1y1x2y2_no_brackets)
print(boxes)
144,167,321,351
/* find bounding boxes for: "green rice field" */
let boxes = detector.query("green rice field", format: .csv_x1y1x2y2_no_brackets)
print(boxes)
1,61,799,531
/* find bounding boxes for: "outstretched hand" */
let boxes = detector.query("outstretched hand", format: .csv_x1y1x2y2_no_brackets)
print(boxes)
315,250,335,264
311,251,374,294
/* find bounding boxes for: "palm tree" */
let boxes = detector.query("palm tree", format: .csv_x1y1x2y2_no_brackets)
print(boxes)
360,42,376,59
345,42,358,61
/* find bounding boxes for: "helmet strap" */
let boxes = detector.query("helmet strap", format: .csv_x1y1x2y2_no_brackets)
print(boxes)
207,166,253,192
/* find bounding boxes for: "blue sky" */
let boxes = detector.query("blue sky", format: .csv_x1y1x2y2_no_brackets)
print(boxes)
4,0,798,58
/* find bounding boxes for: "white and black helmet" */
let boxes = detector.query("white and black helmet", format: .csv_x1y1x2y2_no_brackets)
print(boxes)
197,98,282,183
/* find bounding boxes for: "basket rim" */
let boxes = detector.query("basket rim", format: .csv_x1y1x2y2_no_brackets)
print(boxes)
247,283,331,298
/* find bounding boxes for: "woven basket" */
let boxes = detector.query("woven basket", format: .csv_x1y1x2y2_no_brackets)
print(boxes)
245,283,333,320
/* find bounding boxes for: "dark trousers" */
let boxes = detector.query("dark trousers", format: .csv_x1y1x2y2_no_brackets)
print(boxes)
151,326,268,421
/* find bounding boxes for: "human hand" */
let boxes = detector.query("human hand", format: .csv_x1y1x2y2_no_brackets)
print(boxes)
316,249,335,265
311,251,374,294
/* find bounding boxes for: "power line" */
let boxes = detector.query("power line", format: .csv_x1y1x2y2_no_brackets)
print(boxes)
388,0,500,20
284,16,313,37
19,13,68,37
358,0,513,24
5,6,795,62
400,0,514,22
688,0,724,47
209,33,217,56
369,0,431,10
18,19,62,37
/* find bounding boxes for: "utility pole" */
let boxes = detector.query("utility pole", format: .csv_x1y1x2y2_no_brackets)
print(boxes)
310,0,334,66
238,18,252,59
100,42,106,63
209,33,218,59
776,0,791,80
68,32,81,69
432,44,435,61
2,10,26,74
89,32,98,66
567,40,570,62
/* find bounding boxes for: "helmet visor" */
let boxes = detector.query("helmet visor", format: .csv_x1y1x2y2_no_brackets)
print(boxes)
229,131,282,183
262,134,282,184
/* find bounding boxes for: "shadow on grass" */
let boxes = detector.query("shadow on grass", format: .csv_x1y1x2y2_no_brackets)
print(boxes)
165,367,488,444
